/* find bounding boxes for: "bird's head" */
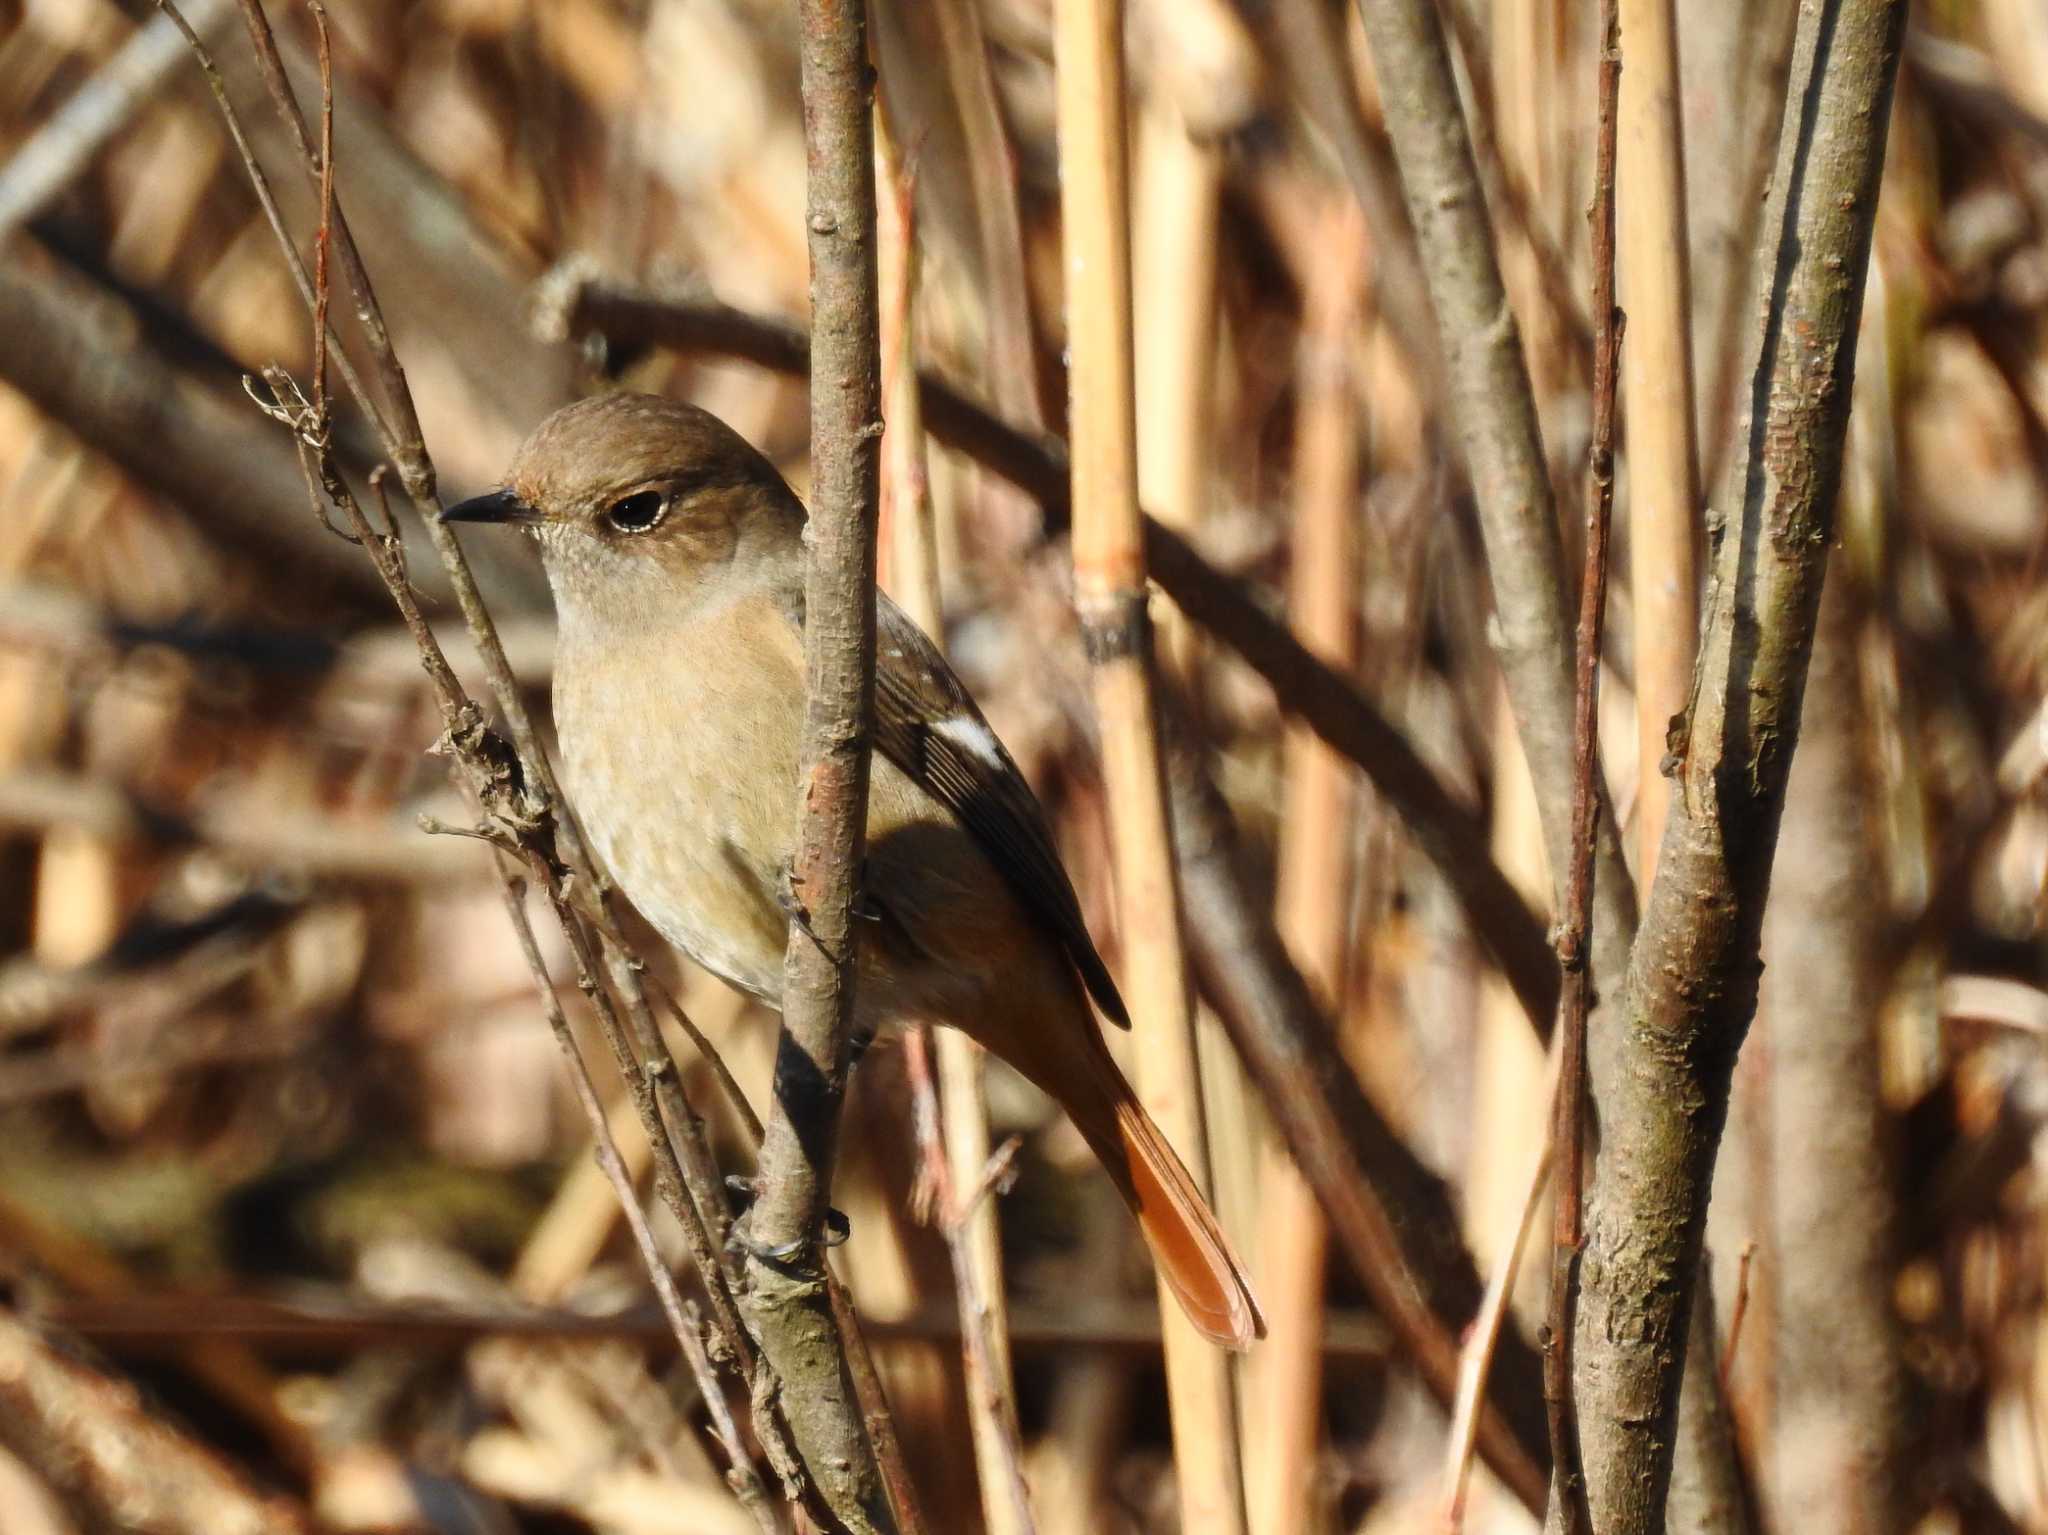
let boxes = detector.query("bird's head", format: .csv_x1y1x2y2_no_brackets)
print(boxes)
443,393,805,626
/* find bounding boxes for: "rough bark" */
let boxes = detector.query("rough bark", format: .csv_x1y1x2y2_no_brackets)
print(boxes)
1570,3,1910,1528
1757,578,1914,1532
738,1,895,1531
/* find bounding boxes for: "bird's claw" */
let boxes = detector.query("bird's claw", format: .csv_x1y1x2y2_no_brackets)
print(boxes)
726,1192,852,1265
775,865,804,922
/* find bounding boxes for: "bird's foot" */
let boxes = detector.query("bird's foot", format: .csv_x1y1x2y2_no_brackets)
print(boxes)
725,1182,851,1266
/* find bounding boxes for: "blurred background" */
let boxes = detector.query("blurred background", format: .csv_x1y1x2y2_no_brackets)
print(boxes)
0,0,2044,1530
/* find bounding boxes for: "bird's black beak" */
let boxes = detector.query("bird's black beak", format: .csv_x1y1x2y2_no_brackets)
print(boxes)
440,489,539,525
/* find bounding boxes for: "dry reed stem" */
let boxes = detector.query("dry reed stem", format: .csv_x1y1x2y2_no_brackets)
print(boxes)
1133,105,1222,685
1053,0,1246,1529
1617,0,1701,882
1248,198,1367,1535
900,1028,1037,1535
1130,101,1263,1436
877,121,1031,1535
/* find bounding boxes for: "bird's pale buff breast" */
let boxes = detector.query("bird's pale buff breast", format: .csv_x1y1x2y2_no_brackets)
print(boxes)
554,589,798,1003
552,583,1072,1046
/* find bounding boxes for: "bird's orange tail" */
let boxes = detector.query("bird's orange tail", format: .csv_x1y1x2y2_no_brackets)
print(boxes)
1078,1075,1265,1351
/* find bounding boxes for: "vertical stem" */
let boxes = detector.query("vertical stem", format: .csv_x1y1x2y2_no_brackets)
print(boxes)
1131,105,1262,1457
1573,1,1909,1525
1546,3,1621,1530
1248,199,1366,1535
742,1,894,1530
1617,0,1700,881
1052,0,1246,1531
876,124,1030,1535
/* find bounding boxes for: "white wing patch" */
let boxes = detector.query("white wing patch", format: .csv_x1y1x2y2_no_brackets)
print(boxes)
934,713,1004,767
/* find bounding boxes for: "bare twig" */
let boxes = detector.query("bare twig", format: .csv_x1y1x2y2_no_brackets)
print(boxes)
495,870,777,1530
1543,7,1623,1531
902,1027,1037,1535
1444,1131,1553,1530
734,0,896,1529
1348,0,1639,1019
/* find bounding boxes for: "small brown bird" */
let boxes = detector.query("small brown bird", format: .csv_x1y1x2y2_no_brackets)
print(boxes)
445,393,1263,1350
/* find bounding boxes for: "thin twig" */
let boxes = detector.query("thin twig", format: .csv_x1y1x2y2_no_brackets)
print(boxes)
1443,1132,1553,1530
305,0,332,441
1543,5,1623,1530
644,970,764,1145
902,1026,1038,1535
495,870,776,1529
166,2,858,1519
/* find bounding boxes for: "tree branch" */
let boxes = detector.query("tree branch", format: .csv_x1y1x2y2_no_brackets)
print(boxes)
1347,0,1638,1008
737,1,895,1530
1571,2,1910,1526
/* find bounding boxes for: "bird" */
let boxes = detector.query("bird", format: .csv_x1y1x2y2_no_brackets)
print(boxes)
443,392,1263,1350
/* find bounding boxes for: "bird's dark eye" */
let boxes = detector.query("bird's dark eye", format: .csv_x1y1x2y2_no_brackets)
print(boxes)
605,490,666,533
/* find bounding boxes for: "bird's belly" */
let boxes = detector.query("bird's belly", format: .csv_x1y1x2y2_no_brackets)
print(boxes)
557,659,796,1004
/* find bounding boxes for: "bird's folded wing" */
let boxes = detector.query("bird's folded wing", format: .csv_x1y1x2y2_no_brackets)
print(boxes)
869,594,1130,1029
